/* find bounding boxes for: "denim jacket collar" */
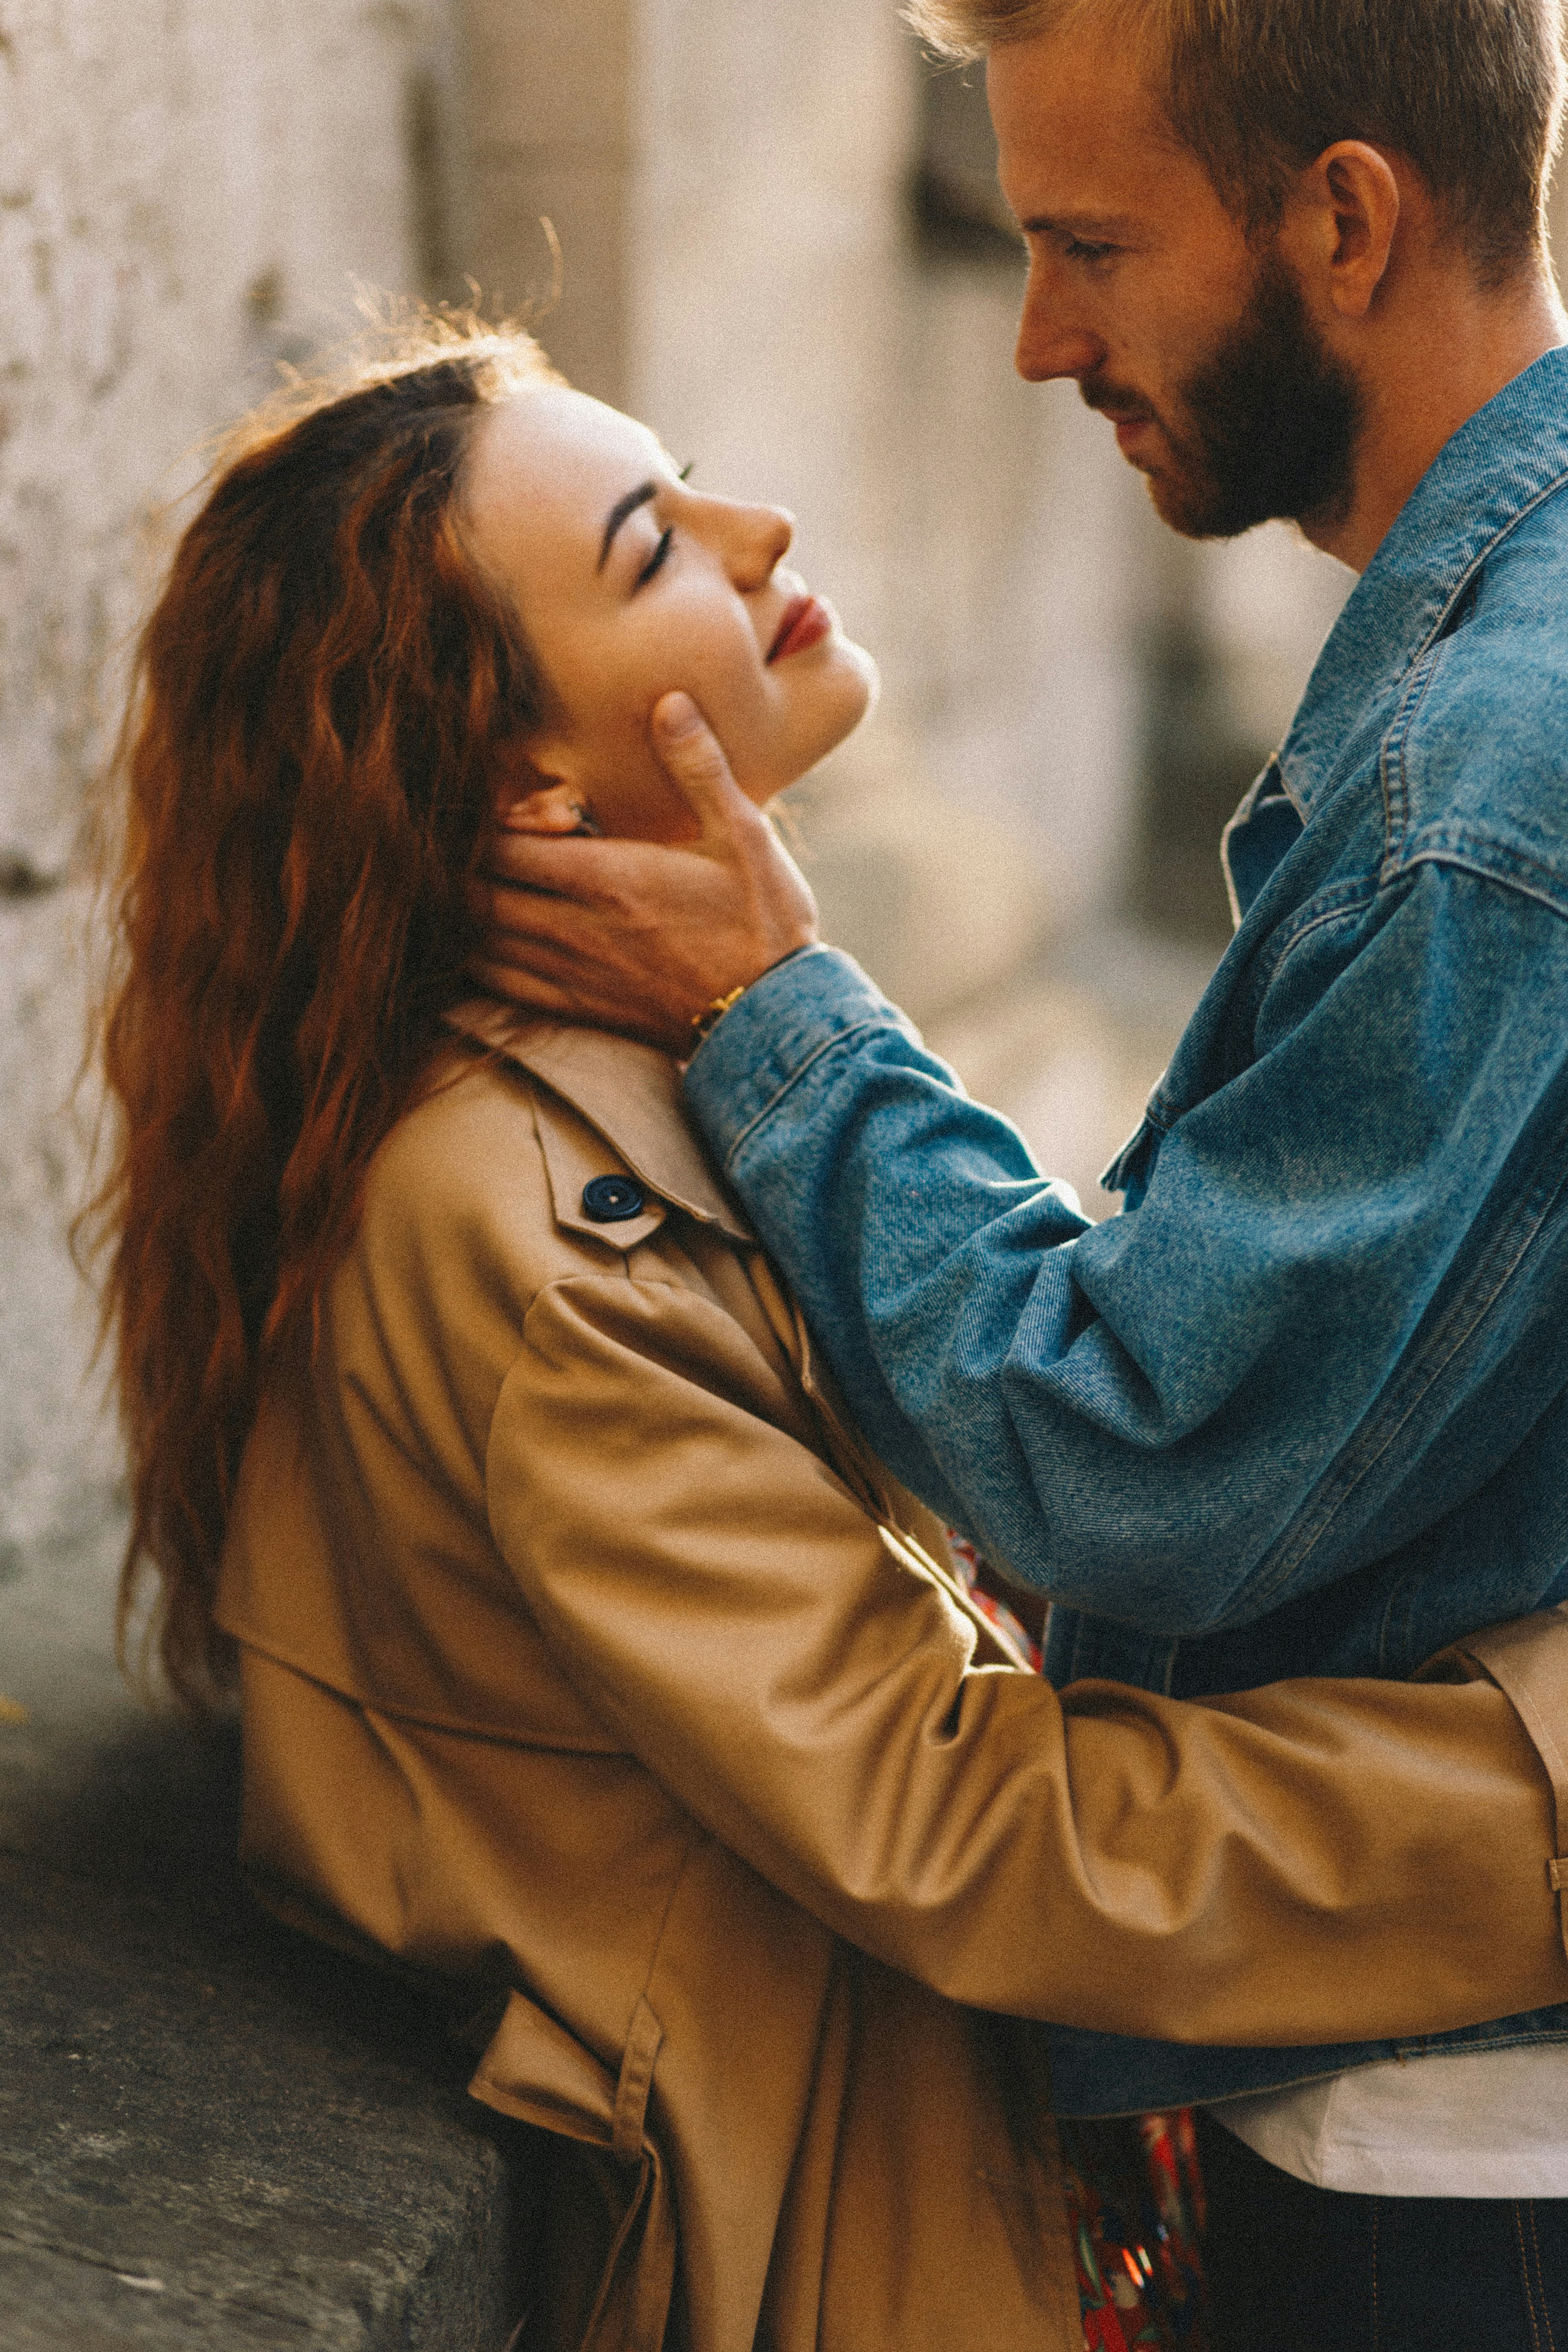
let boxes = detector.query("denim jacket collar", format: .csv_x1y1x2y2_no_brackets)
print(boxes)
1278,344,1568,822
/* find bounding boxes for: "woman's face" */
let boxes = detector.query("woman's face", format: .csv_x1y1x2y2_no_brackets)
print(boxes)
461,386,878,842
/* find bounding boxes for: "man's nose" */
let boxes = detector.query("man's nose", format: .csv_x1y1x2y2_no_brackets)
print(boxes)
1014,265,1106,383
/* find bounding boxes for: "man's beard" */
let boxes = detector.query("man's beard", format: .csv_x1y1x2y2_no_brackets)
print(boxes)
1093,249,1363,539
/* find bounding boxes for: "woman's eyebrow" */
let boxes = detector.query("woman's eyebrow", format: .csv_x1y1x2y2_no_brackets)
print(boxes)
598,481,658,572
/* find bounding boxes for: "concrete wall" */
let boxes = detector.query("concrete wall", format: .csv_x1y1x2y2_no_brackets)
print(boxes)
461,0,634,401
0,0,454,1590
621,8,1157,1017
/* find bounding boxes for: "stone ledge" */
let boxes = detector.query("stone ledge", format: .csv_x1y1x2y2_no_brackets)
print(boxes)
1,1534,540,2349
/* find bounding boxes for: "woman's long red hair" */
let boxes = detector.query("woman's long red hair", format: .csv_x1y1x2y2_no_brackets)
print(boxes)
89,321,554,1707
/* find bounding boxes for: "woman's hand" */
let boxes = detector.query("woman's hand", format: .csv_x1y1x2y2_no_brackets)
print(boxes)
467,693,821,1054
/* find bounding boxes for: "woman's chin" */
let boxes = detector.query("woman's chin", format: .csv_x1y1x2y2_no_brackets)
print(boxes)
845,640,880,723
815,638,880,754
763,665,879,802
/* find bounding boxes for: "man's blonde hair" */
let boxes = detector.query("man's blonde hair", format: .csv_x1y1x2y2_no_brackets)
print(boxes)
905,0,1565,284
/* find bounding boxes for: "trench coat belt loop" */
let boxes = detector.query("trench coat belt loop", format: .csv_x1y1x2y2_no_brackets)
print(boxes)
613,1995,665,2165
582,1999,674,2352
1452,1604,1568,1961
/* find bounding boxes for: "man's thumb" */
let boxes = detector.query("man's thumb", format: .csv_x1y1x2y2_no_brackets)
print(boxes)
651,692,745,828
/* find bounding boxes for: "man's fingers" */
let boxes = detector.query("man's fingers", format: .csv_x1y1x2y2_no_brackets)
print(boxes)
475,828,619,903
467,958,581,1015
650,692,754,842
466,876,605,949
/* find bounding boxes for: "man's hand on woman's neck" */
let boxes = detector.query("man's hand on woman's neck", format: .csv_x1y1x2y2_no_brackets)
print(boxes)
467,692,820,1054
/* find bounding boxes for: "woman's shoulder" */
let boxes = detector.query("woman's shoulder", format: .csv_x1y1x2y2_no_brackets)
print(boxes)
371,1040,544,1211
343,1008,765,1401
353,1041,575,1318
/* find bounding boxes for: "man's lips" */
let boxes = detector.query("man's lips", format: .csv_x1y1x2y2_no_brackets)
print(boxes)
1083,388,1159,458
766,594,834,664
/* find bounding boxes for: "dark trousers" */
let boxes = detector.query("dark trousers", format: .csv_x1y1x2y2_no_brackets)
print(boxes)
1196,2109,1568,2351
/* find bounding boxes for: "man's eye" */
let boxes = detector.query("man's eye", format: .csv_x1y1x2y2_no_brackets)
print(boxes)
635,528,674,589
1064,238,1117,263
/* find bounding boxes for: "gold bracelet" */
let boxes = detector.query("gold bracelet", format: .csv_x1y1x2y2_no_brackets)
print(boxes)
690,983,749,1043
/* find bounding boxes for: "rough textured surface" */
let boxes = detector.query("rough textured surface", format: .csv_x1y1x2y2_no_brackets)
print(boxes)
0,0,461,869
0,0,459,1588
0,1525,539,2350
463,0,632,402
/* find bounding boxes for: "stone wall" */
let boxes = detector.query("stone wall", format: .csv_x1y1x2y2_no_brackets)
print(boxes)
0,0,457,1592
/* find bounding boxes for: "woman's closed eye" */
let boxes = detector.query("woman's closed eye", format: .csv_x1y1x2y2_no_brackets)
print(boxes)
631,463,692,591
634,527,675,590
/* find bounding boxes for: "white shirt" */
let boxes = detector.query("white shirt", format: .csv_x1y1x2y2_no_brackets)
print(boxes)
1207,2046,1568,2197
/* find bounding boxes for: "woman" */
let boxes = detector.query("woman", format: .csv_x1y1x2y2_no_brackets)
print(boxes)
94,318,1568,2351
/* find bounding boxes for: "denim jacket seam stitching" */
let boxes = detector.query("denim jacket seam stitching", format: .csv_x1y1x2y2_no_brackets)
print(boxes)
1240,1140,1568,1611
1256,881,1383,996
1220,756,1284,927
717,1017,892,1173
1366,466,1568,873
1254,873,1374,970
1394,2024,1568,2061
1401,463,1568,673
1249,1159,1565,1608
1274,468,1568,835
1380,638,1451,878
1390,839,1568,922
1375,1568,1420,1677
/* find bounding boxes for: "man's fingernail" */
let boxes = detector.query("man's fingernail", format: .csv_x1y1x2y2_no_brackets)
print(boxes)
654,692,702,741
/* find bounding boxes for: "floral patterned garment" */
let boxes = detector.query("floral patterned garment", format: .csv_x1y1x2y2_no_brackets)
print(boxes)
947,1534,1044,1669
1059,2111,1209,2350
948,1539,1210,2351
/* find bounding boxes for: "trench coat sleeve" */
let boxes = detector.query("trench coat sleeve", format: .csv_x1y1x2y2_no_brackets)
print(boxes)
485,1272,1568,2046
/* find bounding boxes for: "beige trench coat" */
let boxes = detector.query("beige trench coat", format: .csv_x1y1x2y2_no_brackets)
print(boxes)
216,1006,1568,2352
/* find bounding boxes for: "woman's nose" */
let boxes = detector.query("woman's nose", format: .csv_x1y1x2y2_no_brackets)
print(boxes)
1014,264,1106,384
725,502,795,591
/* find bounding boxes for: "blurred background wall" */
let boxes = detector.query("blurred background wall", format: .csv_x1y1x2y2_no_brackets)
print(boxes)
0,0,1561,1593
0,0,459,1588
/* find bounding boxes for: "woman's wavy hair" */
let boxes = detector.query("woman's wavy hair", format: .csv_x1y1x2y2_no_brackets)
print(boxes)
88,314,558,1709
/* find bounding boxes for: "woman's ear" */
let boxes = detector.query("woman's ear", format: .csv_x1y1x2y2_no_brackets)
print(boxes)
491,741,595,836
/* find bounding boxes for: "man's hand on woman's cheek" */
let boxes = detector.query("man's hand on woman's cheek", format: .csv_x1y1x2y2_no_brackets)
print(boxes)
466,692,821,1056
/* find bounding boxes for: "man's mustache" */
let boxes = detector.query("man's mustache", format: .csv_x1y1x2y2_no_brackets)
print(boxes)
1079,377,1159,425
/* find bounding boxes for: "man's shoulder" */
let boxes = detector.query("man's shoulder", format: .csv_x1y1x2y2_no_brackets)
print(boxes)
1396,508,1568,909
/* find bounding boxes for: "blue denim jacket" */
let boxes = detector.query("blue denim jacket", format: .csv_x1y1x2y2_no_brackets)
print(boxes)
686,347,1568,2113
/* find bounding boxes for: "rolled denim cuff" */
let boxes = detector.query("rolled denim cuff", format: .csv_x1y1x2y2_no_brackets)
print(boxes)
683,945,919,1169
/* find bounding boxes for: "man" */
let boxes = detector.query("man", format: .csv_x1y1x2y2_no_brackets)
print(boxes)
474,0,1568,2339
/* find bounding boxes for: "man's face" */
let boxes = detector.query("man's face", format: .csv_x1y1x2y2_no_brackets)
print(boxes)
990,25,1361,537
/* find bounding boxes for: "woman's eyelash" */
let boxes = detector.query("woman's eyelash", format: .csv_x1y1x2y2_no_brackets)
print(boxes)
632,468,689,588
636,528,674,588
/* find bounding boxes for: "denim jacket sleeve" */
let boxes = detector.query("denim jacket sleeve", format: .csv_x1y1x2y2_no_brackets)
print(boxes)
683,872,1568,1636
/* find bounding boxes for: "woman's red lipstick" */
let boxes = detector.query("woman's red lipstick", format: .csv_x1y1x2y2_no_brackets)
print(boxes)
766,594,833,664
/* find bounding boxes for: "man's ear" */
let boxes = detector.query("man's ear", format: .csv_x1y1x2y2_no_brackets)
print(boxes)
1284,141,1402,322
491,739,592,836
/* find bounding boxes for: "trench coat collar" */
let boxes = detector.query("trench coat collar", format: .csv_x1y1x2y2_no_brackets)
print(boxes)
444,998,756,1246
